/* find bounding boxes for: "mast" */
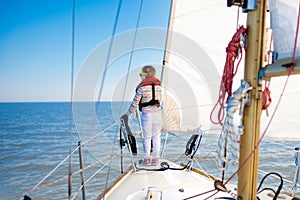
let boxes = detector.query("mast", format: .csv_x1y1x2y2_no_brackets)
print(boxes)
237,0,268,199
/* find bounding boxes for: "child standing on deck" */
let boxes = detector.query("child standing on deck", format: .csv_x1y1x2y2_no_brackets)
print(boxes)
125,65,162,165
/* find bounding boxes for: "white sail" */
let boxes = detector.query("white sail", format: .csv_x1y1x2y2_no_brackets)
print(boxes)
269,0,300,60
161,0,300,141
162,0,247,133
261,75,300,140
260,0,300,140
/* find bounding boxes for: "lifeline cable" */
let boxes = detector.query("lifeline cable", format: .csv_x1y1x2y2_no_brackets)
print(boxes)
20,123,116,199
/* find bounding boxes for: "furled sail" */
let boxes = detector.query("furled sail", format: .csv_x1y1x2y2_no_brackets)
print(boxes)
162,0,247,133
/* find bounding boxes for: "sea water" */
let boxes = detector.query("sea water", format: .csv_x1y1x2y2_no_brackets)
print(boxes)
0,102,299,199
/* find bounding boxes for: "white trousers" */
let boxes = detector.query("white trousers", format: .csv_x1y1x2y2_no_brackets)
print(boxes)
141,110,162,158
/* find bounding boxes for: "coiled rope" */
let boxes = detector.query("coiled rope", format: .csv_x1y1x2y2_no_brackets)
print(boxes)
256,172,283,200
210,26,247,125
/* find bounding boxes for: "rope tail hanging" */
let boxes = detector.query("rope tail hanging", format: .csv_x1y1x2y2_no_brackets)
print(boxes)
217,80,251,176
262,84,272,111
262,28,273,113
210,26,247,125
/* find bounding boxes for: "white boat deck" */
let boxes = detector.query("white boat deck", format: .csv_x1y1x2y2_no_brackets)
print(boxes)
98,159,237,200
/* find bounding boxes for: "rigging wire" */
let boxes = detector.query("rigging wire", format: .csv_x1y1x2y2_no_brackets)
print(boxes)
68,0,76,199
95,0,122,105
97,1,123,199
100,0,148,198
118,0,144,115
116,1,144,174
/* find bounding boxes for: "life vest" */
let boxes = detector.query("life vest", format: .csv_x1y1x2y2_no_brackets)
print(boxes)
136,78,161,111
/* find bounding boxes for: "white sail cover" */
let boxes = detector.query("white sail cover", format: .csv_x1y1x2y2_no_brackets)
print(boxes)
162,0,247,133
269,0,300,60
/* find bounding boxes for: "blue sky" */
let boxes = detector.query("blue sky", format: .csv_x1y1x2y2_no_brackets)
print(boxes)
0,0,171,102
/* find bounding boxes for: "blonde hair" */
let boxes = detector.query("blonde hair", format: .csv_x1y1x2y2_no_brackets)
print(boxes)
142,65,156,78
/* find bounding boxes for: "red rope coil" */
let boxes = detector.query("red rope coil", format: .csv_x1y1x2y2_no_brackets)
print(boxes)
210,26,247,125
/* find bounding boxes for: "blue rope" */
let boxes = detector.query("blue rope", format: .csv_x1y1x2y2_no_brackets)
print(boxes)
217,80,251,171
292,147,300,194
